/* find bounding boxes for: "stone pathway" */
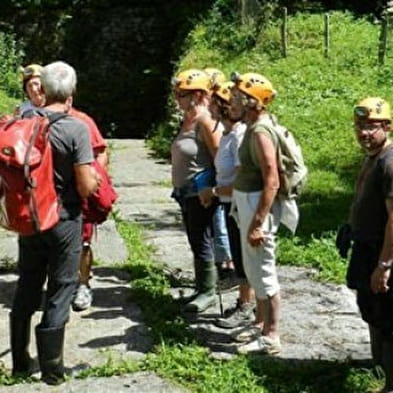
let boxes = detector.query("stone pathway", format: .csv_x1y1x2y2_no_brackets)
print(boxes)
0,139,371,392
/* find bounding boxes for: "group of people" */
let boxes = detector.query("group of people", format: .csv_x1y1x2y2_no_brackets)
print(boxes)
5,59,393,393
171,67,393,393
9,61,108,385
171,68,285,355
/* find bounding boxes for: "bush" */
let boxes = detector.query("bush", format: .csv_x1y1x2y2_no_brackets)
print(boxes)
0,31,24,99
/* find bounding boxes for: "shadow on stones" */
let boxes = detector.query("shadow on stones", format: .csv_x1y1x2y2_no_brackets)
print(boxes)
75,266,152,354
245,356,375,393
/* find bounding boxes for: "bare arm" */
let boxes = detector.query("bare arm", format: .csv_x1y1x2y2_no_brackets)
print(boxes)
371,198,393,293
248,132,280,247
74,163,100,198
94,147,109,170
198,116,222,158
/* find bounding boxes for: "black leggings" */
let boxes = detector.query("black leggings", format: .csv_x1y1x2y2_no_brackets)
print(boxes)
182,196,217,262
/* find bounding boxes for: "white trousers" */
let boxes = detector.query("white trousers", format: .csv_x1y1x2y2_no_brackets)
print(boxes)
233,190,281,299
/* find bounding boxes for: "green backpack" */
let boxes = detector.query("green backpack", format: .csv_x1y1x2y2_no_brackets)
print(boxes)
250,114,308,199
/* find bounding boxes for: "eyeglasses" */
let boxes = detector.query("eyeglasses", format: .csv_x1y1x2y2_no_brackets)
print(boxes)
354,122,383,134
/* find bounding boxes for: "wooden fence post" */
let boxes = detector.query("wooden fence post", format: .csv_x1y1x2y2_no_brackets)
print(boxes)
324,13,330,58
281,7,287,58
378,16,389,66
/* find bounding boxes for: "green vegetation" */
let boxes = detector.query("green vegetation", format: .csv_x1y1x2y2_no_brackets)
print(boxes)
117,220,383,393
148,9,393,284
0,31,23,114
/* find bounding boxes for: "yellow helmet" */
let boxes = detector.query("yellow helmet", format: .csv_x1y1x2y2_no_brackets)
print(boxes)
20,64,44,92
204,68,226,89
172,69,211,93
212,81,234,104
20,64,43,82
231,72,276,107
354,97,391,122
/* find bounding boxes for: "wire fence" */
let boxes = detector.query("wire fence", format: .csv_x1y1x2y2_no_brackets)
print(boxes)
238,0,392,65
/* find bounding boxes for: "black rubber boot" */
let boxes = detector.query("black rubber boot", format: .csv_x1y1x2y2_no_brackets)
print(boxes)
10,313,33,376
381,339,393,393
184,260,217,313
35,325,65,385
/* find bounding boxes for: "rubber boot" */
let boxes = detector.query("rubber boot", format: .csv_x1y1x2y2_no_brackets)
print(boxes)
35,325,65,385
184,260,217,312
10,313,33,376
381,339,393,393
179,260,202,304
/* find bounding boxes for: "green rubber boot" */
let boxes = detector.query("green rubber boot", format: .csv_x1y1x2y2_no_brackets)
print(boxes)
184,260,217,313
179,260,202,304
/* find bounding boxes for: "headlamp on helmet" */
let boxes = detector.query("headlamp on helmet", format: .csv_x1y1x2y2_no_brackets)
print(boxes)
354,97,391,122
20,63,43,93
20,64,43,82
204,68,226,90
230,71,242,84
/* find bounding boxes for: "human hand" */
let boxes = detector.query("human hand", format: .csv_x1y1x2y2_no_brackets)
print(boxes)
371,266,391,294
198,187,213,208
247,219,265,247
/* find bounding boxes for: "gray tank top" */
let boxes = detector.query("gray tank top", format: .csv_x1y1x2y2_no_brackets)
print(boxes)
171,123,213,190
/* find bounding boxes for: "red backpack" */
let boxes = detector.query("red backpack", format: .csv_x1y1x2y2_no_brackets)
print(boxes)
0,113,66,235
81,160,118,224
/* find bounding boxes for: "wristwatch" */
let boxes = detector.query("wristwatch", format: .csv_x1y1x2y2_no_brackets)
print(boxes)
378,260,393,271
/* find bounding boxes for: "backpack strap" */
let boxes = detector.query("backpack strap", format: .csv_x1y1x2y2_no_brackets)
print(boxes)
24,112,69,232
249,115,279,168
23,112,68,191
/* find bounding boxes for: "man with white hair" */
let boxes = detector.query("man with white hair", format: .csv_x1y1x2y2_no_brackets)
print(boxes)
9,61,100,385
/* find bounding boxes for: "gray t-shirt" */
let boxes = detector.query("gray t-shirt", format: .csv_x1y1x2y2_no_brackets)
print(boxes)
350,146,393,242
171,123,215,190
40,110,94,217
